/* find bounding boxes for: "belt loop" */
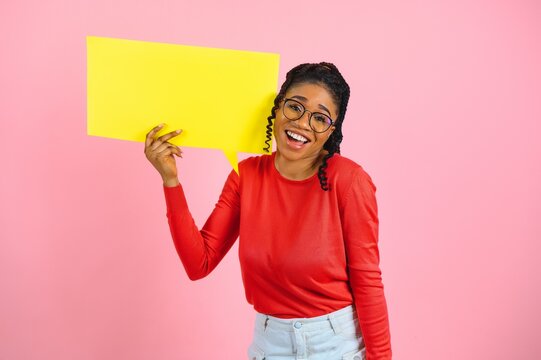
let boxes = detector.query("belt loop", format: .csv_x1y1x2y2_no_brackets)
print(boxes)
328,313,342,335
264,316,269,332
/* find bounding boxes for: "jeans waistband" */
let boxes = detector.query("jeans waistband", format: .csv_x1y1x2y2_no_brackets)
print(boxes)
255,304,357,333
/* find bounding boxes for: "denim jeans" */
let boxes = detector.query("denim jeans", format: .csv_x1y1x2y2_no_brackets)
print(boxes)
247,305,366,360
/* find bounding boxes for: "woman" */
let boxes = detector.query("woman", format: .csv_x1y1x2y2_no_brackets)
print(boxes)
144,63,392,360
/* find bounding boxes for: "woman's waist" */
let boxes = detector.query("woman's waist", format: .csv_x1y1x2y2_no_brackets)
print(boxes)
255,304,357,333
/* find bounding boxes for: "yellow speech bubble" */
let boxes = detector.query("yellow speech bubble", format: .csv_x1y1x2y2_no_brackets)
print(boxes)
86,36,280,172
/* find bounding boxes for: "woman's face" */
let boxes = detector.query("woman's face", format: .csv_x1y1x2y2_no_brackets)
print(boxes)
274,82,338,162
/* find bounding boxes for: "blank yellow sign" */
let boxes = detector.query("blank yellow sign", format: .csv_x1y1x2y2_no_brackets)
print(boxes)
86,36,280,172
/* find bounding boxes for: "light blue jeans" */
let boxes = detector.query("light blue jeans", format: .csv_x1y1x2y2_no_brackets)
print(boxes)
247,305,366,360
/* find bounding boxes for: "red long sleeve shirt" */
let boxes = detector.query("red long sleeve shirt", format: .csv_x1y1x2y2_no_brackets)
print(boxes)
163,152,392,359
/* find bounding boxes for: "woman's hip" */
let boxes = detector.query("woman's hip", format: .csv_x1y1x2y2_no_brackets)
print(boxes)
247,304,366,360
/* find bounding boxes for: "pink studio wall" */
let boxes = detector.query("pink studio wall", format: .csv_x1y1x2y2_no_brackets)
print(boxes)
1,0,539,359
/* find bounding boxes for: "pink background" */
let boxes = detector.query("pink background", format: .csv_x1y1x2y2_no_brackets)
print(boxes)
1,0,540,359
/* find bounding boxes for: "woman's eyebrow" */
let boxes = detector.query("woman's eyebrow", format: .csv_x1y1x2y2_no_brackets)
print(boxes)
290,95,331,116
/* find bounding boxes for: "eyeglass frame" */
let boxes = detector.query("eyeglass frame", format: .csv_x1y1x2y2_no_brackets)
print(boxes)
281,98,335,133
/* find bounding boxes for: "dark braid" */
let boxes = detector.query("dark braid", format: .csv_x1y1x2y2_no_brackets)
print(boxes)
263,69,298,152
263,98,280,153
263,62,350,191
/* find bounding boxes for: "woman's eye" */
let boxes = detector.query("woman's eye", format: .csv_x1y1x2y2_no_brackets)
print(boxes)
288,103,302,112
313,114,329,124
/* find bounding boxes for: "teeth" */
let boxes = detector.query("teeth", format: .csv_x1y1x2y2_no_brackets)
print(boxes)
287,130,308,143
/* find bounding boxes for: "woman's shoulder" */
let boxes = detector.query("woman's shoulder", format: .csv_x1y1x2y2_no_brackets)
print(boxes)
328,154,376,192
329,153,358,167
328,153,369,177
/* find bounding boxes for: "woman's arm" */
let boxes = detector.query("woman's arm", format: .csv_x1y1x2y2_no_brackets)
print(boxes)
144,124,240,280
340,169,392,360
163,171,240,280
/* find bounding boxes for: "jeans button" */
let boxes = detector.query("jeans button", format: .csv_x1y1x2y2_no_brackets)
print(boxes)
293,321,302,329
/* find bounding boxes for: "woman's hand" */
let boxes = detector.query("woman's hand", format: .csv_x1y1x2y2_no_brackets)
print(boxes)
144,124,183,187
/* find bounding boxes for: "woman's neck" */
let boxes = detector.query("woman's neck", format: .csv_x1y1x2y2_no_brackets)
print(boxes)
274,151,325,180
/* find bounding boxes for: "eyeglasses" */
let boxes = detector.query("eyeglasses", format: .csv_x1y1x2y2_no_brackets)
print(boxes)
282,98,334,133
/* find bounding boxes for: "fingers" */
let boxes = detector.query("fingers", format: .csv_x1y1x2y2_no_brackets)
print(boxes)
156,144,183,158
145,124,183,149
145,123,164,148
144,124,184,162
157,129,183,144
149,130,183,152
153,141,173,154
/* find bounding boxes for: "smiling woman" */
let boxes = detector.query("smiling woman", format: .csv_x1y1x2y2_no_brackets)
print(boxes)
273,82,338,181
144,62,392,360
264,63,351,191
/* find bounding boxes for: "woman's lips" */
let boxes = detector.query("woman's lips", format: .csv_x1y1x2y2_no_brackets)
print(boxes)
285,130,309,150
286,130,309,143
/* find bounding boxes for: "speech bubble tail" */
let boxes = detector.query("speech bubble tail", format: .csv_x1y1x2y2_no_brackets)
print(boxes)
223,150,239,174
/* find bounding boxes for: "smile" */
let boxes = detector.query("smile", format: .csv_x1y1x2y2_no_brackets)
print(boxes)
286,130,309,144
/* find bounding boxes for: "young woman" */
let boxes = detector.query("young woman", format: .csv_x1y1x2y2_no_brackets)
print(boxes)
145,63,392,360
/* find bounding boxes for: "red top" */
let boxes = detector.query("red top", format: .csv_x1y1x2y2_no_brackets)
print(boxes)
163,152,392,359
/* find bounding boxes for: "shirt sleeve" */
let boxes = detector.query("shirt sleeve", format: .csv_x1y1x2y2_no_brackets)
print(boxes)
162,170,240,280
340,169,392,360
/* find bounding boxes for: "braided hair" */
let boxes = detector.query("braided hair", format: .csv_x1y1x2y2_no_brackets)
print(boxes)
263,62,350,191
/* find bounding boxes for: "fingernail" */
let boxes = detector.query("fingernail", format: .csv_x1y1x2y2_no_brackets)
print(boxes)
176,129,182,133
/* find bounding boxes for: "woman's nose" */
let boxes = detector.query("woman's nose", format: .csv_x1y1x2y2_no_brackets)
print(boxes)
297,110,312,130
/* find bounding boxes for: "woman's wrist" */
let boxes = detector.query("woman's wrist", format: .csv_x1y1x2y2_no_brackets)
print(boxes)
162,177,180,187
